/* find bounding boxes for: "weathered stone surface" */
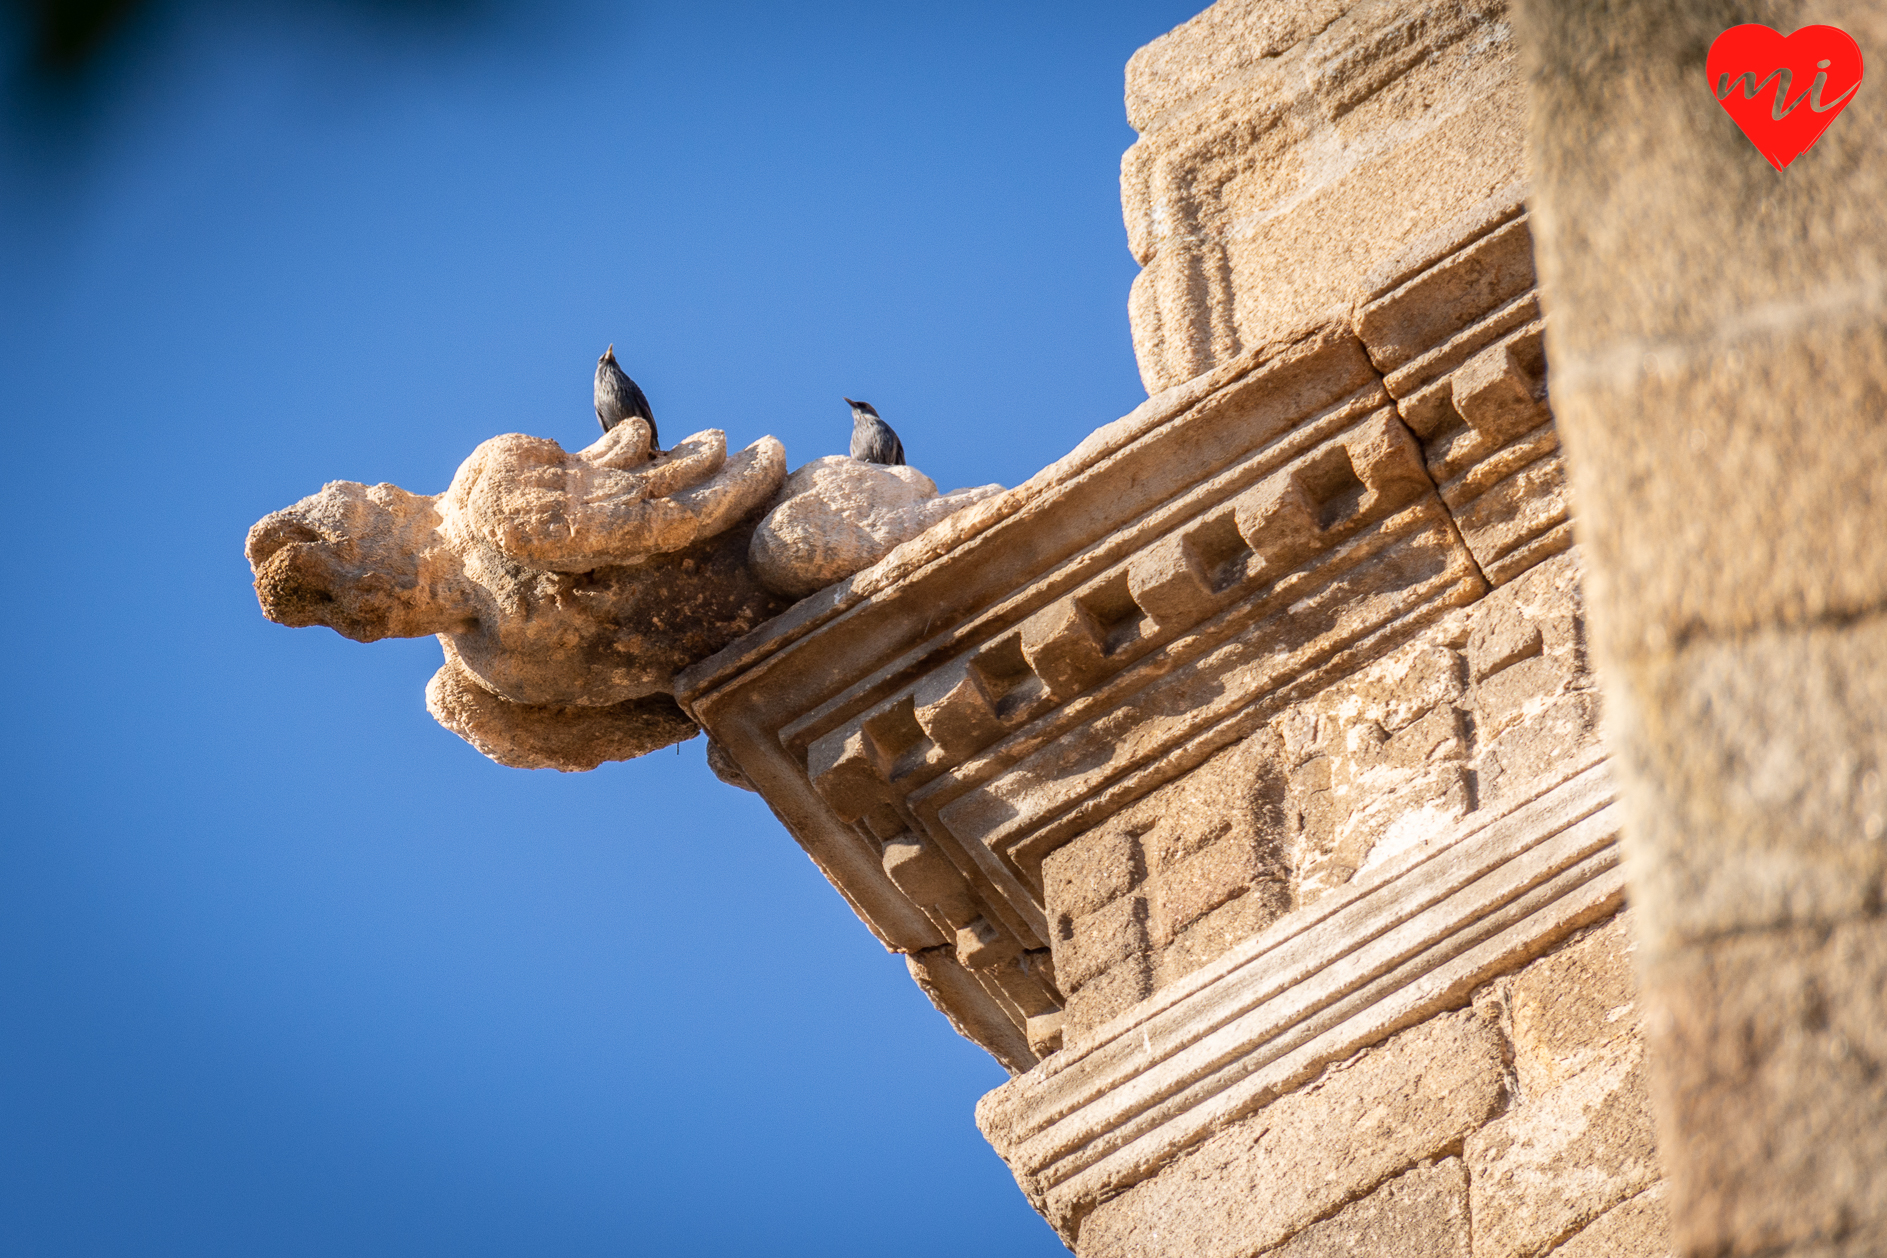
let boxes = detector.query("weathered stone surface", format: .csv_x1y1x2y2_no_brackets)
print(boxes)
1507,913,1640,1100
425,648,697,771
1074,1010,1504,1258
1514,0,1887,653
1123,0,1527,391
1645,919,1887,1258
1463,917,1661,1258
978,758,1623,1225
1042,728,1295,1043
1267,550,1597,911
1512,13,1887,1246
1270,1157,1470,1258
248,426,790,769
748,456,1003,600
439,421,783,572
1549,1186,1673,1258
1466,1032,1658,1258
1606,616,1887,953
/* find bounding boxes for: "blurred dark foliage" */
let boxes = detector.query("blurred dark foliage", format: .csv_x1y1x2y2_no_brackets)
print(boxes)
6,0,490,77
3,0,495,138
9,0,146,73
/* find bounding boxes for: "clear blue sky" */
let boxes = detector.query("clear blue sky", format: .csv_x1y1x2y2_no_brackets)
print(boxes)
0,2,1202,1253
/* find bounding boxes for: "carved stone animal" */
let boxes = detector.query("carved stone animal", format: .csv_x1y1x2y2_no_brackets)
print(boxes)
247,418,787,770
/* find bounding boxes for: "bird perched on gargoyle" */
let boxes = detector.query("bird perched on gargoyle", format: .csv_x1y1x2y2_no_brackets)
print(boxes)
845,397,904,466
596,345,659,451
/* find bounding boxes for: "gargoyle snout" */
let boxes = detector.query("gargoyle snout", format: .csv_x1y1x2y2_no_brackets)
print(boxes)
245,515,327,571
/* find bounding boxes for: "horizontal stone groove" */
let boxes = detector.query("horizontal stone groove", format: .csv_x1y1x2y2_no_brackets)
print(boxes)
1026,795,1615,1163
1004,753,1611,1125
1042,861,1626,1217
981,758,1617,1182
1040,831,1620,1193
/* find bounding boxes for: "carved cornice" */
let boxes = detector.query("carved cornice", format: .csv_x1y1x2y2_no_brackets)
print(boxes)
677,187,1578,1074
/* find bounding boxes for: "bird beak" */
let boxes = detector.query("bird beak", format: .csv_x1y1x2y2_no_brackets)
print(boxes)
843,397,855,407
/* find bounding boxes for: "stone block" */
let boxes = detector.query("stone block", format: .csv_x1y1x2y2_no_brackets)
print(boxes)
1272,1158,1471,1258
1548,1186,1673,1258
880,833,969,907
1057,893,1148,993
805,725,889,822
1124,0,1526,391
1508,913,1640,1099
1469,601,1545,682
1514,0,1887,650
956,916,1022,971
1152,880,1291,989
1359,215,1539,375
1479,693,1599,805
1613,616,1887,950
1042,825,1143,922
1148,838,1261,948
1235,473,1326,578
1466,1041,1660,1258
1075,1010,1505,1258
1021,595,1110,702
912,658,1005,760
1128,530,1220,628
1124,0,1354,132
1382,703,1468,770
1453,338,1546,444
1026,1011,1065,1058
1646,919,1887,1258
1061,956,1152,1043
1449,454,1570,577
1475,652,1570,738
1426,410,1554,497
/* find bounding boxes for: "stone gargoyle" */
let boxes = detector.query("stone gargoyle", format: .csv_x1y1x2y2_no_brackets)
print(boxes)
247,414,1002,772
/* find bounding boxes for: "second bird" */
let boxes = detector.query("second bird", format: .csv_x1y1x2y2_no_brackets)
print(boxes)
595,345,659,451
845,398,904,466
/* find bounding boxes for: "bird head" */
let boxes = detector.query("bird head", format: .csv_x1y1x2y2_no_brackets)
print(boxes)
600,344,618,366
844,397,879,419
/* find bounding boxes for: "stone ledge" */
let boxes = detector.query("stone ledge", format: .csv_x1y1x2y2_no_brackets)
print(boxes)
978,751,1621,1219
1072,1010,1504,1257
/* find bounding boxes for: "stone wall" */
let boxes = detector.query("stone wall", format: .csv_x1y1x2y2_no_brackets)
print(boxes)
675,2,1695,1255
1044,550,1595,1047
1510,0,1887,1253
1122,0,1528,391
1063,913,1666,1258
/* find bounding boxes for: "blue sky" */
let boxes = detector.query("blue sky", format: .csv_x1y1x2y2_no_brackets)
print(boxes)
0,2,1202,1253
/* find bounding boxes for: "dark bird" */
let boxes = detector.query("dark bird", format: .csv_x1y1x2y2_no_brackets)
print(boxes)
595,345,659,451
845,397,905,466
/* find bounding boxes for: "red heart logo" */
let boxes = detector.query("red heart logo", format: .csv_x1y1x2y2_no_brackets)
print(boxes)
1708,24,1864,170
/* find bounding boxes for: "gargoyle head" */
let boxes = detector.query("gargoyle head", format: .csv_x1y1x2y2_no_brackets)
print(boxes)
246,481,471,643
